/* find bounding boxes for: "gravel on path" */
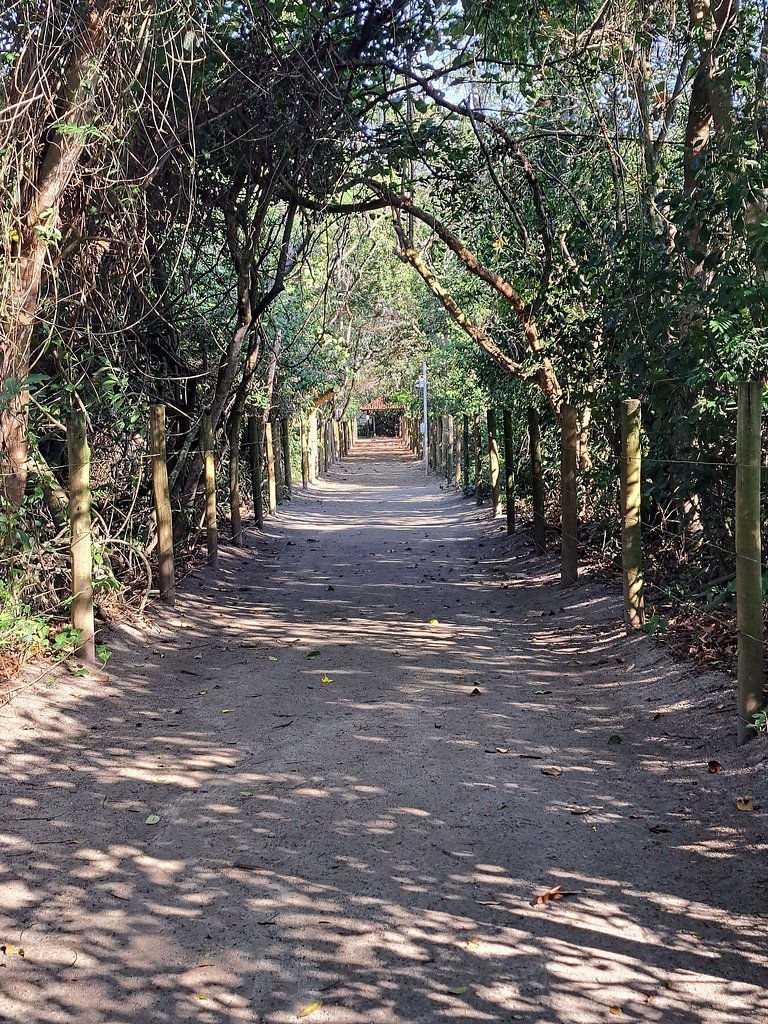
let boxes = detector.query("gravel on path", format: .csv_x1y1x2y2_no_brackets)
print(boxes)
1,437,766,1024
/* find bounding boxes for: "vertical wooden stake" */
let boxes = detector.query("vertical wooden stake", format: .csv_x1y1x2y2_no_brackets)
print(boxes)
463,415,470,495
473,412,482,505
736,380,764,744
528,406,546,553
487,409,501,518
309,413,318,482
560,403,579,586
247,414,264,531
203,413,219,565
620,399,644,631
453,417,461,487
229,411,243,546
282,416,292,499
274,418,284,502
300,418,309,489
443,415,451,481
151,404,176,604
68,408,95,661
265,420,277,515
503,408,515,535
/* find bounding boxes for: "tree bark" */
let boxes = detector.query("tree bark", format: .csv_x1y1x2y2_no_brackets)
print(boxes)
1,6,111,508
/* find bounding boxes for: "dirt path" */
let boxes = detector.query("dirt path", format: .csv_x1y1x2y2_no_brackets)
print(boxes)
2,438,766,1024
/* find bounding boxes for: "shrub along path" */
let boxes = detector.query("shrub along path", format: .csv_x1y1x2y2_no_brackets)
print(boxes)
1,437,766,1024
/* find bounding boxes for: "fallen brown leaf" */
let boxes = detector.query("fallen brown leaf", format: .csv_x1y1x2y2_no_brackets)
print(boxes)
531,884,577,906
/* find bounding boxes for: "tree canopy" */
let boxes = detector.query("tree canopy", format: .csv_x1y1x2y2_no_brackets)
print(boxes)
2,0,767,667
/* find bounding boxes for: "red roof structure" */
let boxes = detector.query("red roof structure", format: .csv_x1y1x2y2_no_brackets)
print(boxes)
360,396,403,412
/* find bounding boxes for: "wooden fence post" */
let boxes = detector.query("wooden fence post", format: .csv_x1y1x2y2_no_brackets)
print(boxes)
68,408,95,661
151,404,176,604
473,412,482,505
453,417,461,487
736,380,764,744
528,406,546,553
247,414,264,530
444,415,451,482
309,413,318,482
300,417,309,489
487,409,501,518
503,408,515,535
229,411,243,546
282,416,292,499
560,403,579,585
274,418,284,501
463,414,470,494
265,420,277,514
620,399,644,630
203,413,219,565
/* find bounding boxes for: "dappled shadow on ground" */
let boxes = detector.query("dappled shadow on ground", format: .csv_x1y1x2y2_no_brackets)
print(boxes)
1,439,766,1023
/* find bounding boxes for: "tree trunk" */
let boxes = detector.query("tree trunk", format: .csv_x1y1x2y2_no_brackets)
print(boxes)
1,7,111,508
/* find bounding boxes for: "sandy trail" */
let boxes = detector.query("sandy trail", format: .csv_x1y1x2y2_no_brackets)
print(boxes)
1,437,766,1024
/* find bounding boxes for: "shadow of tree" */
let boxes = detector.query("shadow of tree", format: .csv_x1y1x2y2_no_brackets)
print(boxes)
1,439,765,1023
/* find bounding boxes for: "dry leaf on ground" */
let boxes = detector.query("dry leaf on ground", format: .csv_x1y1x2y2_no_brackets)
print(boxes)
541,766,563,777
297,1000,323,1017
531,884,577,906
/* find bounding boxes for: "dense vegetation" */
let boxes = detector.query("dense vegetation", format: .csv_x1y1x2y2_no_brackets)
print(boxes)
2,0,767,673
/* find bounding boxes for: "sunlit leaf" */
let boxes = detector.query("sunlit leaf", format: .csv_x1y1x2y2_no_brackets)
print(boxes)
297,999,323,1017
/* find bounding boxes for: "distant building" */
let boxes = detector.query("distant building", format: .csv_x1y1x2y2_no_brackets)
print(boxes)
359,397,404,437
